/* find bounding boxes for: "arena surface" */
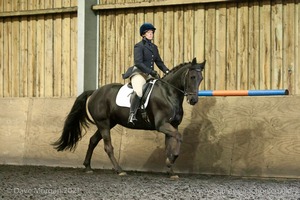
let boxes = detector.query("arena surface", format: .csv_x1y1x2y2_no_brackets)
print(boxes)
0,165,299,200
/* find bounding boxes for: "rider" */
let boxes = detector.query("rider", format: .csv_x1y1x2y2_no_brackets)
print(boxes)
122,22,170,125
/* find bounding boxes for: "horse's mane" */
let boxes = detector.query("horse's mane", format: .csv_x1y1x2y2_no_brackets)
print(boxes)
162,61,191,79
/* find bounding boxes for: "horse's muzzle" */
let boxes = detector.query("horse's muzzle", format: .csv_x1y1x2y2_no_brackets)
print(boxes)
187,95,198,105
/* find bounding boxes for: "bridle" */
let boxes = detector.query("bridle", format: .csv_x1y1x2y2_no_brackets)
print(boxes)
158,67,201,96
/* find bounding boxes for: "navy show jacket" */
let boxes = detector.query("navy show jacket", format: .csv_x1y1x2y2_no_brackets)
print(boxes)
134,39,168,74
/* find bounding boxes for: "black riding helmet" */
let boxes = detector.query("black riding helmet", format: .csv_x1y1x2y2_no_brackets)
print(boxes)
140,23,156,36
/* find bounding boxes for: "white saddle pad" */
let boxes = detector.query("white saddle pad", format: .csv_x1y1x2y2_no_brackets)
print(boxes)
116,80,157,108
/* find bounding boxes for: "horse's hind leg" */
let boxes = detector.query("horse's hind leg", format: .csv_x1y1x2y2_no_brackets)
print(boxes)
101,129,125,175
83,130,102,173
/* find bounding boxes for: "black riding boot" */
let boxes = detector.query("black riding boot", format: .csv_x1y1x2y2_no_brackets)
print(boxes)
128,94,141,125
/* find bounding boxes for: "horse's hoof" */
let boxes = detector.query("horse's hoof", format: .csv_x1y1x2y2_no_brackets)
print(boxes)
84,168,93,174
118,172,127,176
170,175,179,180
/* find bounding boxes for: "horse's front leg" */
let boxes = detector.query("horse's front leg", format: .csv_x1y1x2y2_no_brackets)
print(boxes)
158,123,182,179
101,128,126,176
83,130,102,173
165,135,181,179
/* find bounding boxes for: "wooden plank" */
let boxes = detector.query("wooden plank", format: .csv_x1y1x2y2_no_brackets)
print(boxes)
11,18,20,96
27,0,36,97
11,0,20,97
2,0,11,12
70,13,77,96
123,11,134,80
237,2,249,90
3,18,11,97
120,0,133,84
0,0,4,97
0,7,77,18
248,1,260,90
183,6,194,62
226,3,237,90
19,0,27,11
115,11,125,84
135,9,144,43
70,5,77,100
3,0,12,97
144,7,154,23
296,2,300,94
106,11,116,84
173,7,184,67
259,1,271,90
10,1,20,92
53,0,62,96
36,15,45,97
93,0,237,10
205,4,216,90
153,7,164,67
215,3,226,90
99,13,106,86
44,0,54,97
19,0,28,97
194,5,205,64
271,0,283,90
70,0,77,7
283,2,295,95
12,0,20,11
162,7,173,73
61,0,71,96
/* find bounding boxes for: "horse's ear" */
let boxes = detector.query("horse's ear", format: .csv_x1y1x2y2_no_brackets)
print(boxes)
192,57,197,65
200,60,206,71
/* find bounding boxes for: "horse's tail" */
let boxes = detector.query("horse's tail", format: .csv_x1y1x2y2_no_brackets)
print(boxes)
52,90,95,151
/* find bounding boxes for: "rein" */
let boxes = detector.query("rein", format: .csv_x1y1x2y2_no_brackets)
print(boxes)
158,78,187,96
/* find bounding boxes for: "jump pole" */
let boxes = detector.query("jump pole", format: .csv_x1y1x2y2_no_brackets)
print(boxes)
198,89,289,96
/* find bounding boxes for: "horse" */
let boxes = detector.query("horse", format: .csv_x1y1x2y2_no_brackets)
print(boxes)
53,57,205,178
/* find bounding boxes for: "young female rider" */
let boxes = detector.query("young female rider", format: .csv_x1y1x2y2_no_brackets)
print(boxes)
122,23,170,124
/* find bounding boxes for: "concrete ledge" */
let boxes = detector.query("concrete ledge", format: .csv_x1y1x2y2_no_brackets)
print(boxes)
0,97,299,178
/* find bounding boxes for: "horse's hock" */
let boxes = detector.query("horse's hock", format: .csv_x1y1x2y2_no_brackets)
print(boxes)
0,96,299,178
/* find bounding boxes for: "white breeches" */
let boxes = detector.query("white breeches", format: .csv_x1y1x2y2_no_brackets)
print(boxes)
131,74,146,97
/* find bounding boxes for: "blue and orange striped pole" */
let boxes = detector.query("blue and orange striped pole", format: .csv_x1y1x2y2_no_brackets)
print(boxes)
198,89,289,96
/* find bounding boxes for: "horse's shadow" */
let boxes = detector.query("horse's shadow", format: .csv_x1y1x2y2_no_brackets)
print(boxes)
143,97,225,174
175,97,226,174
142,97,268,176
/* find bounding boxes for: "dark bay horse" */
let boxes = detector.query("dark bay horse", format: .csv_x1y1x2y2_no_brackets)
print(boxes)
53,58,205,178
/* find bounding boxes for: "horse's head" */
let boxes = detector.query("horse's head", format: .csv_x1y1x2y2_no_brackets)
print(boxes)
184,58,205,105
161,58,205,105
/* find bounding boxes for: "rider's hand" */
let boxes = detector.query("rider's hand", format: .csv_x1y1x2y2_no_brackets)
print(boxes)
150,70,160,79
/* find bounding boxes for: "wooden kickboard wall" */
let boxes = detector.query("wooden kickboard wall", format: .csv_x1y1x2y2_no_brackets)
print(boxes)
0,96,299,178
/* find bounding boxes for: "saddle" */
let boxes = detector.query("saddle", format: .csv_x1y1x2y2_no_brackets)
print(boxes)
116,79,157,123
116,79,157,108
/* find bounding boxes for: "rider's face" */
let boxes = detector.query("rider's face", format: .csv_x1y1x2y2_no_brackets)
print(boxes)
143,30,154,40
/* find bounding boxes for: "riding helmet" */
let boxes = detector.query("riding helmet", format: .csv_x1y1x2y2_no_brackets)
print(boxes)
140,23,156,36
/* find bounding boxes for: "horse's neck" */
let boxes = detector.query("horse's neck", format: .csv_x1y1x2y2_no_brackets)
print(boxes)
161,68,187,106
164,70,185,90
